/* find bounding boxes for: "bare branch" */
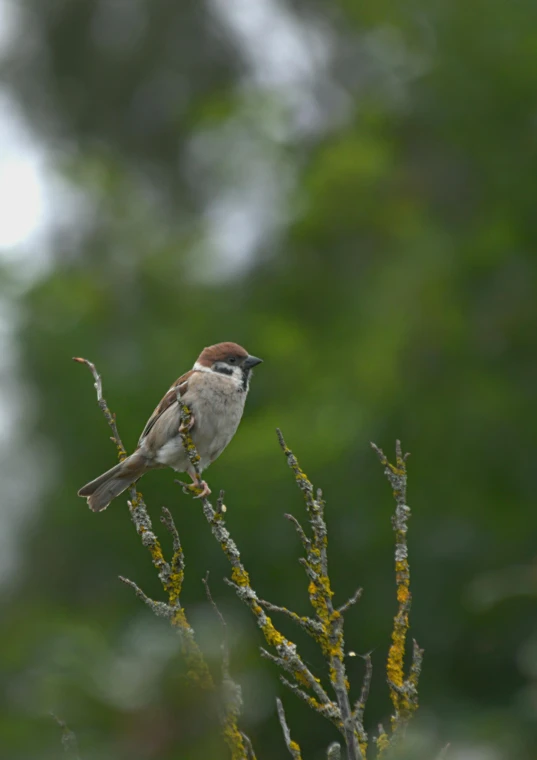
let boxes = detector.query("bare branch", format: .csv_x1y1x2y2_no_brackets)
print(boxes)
284,513,311,552
276,698,303,759
353,652,373,722
353,652,373,752
160,507,185,577
79,356,424,759
279,429,362,760
73,357,127,460
203,571,231,675
258,598,323,637
409,638,424,692
51,713,81,760
436,743,451,760
327,742,342,760
260,647,287,668
241,732,257,760
279,678,341,725
279,676,314,706
203,572,251,760
375,723,390,757
118,576,172,619
338,587,363,615
77,358,214,694
372,440,419,745
257,636,331,706
176,417,338,719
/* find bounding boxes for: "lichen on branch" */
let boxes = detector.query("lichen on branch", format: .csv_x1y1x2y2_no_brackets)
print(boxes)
371,440,423,750
78,357,425,759
76,357,249,760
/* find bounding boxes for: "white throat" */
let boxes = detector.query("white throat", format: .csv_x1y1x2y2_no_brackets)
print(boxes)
193,362,212,372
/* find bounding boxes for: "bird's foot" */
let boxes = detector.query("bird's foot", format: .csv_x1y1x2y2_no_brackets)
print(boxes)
175,476,211,499
179,413,195,433
192,479,211,499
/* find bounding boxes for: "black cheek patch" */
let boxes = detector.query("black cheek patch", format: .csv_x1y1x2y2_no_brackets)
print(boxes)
241,367,251,391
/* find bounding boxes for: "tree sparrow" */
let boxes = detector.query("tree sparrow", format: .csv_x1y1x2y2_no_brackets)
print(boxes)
78,342,263,511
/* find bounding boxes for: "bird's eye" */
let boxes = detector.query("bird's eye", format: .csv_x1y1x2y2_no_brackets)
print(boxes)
228,356,237,364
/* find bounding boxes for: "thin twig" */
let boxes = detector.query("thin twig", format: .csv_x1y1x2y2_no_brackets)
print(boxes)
338,588,363,615
76,358,213,692
202,572,251,759
73,357,127,459
51,713,81,760
284,513,311,552
278,678,341,725
353,652,373,751
353,652,373,722
258,598,323,637
176,404,338,727
118,576,172,618
375,723,390,756
241,732,257,760
161,506,185,577
203,571,230,674
436,743,451,760
276,698,303,759
372,440,422,745
278,429,362,760
327,743,342,760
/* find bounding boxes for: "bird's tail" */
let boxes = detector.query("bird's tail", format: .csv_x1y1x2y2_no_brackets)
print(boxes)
78,452,148,512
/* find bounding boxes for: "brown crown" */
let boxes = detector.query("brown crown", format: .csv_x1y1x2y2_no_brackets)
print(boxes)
197,342,249,367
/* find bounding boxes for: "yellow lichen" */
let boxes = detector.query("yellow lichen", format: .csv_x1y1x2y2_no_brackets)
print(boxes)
376,731,390,756
231,566,251,587
166,570,184,606
288,740,302,757
305,695,322,711
171,608,214,691
261,618,286,648
294,669,313,689
223,717,247,760
397,584,410,604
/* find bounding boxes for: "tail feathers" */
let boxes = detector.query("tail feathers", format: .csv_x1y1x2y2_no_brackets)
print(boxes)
78,454,148,512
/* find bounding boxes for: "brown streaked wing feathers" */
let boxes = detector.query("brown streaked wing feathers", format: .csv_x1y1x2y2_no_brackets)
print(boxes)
137,370,194,445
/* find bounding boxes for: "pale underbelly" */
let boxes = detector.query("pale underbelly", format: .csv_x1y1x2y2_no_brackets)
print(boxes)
155,437,191,472
154,422,239,473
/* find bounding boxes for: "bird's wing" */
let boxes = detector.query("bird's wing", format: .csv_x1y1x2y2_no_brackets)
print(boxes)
137,369,194,446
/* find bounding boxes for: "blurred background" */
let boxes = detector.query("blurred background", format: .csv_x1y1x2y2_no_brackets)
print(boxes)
1,0,536,758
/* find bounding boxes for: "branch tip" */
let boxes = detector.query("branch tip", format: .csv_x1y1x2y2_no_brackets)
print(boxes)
276,698,302,759
436,743,451,760
51,712,81,759
338,587,363,614
327,742,342,760
276,427,288,452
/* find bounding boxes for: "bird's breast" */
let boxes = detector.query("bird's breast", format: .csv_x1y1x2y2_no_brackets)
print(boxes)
187,374,247,466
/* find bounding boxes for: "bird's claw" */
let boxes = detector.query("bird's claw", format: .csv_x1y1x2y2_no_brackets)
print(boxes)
193,480,211,499
175,478,211,499
179,413,195,434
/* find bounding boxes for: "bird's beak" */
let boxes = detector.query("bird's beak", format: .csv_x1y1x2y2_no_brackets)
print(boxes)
244,354,263,369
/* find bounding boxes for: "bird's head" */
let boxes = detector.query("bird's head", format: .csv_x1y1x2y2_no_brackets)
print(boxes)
195,342,263,390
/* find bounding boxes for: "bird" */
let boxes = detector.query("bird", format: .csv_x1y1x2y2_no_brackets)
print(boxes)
78,342,263,512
